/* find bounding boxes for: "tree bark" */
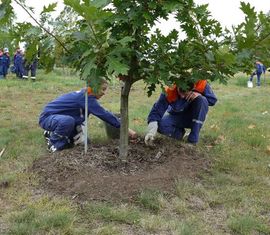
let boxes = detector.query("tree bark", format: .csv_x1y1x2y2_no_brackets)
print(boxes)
119,80,132,160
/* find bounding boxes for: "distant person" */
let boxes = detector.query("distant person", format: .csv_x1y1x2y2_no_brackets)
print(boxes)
39,79,137,152
249,61,266,87
23,50,40,81
0,49,4,79
144,80,217,146
13,48,24,79
2,48,10,78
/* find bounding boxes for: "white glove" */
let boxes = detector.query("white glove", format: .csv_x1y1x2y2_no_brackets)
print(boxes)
144,121,158,146
76,125,83,133
73,132,84,145
73,123,86,145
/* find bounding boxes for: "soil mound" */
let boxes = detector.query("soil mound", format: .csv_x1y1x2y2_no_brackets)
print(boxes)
32,137,210,202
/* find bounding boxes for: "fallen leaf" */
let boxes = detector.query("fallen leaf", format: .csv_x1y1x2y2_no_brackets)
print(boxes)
210,124,219,130
248,124,256,129
266,146,270,155
214,135,226,144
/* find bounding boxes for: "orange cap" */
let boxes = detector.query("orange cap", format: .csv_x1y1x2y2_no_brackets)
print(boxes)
87,87,92,95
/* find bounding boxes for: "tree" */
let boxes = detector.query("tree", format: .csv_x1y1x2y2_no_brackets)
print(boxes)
230,2,270,73
60,0,236,159
1,0,270,159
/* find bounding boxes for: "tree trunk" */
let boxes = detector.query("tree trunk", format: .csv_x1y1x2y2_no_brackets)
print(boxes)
119,80,131,160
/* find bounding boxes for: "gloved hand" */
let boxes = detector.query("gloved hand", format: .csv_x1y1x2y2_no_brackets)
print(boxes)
144,121,158,146
73,123,86,145
73,132,84,145
76,124,83,133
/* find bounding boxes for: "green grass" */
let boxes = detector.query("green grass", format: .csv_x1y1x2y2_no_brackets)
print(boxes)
6,197,82,235
228,214,270,235
1,70,270,234
136,189,165,212
84,203,141,225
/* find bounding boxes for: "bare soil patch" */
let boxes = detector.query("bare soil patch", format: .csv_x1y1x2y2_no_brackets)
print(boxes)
32,137,210,202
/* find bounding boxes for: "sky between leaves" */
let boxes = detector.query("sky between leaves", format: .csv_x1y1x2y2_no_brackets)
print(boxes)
12,0,270,34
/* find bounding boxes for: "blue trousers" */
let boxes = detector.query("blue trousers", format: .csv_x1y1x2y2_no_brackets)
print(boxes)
0,65,4,79
15,63,24,78
249,72,262,86
39,114,78,150
158,96,209,143
3,65,8,77
24,61,38,77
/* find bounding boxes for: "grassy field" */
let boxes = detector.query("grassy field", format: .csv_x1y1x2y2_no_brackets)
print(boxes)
0,70,270,235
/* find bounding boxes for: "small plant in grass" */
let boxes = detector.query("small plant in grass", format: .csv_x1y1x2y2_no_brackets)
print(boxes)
172,197,193,216
0,173,16,188
84,203,141,225
175,179,209,199
177,222,196,235
8,207,76,235
139,215,168,233
94,224,121,235
136,189,165,212
228,214,270,235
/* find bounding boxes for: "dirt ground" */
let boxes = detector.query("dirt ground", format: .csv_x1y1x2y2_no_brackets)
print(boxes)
32,137,210,202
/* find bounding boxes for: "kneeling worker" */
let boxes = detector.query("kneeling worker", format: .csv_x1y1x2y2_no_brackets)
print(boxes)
39,79,136,152
145,80,217,146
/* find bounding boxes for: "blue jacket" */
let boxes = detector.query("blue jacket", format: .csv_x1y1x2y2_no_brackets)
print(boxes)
14,52,24,75
148,83,217,123
0,55,4,75
39,88,120,128
255,63,266,74
2,54,10,67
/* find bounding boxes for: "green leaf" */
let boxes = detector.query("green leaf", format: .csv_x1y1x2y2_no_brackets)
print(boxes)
72,31,87,41
0,0,13,24
205,51,214,62
81,59,97,80
64,0,85,17
90,0,111,8
41,3,57,14
106,56,129,76
118,36,134,46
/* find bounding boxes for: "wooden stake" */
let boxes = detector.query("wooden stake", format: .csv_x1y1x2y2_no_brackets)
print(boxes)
85,84,88,155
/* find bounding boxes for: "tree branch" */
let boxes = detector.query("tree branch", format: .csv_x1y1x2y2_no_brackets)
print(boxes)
257,31,270,44
87,22,100,46
13,0,70,54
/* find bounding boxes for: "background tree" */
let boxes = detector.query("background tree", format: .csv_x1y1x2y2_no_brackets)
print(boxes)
0,0,16,51
231,2,270,73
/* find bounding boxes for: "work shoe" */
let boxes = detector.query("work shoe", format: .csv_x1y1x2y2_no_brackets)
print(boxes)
182,136,197,146
47,140,58,153
43,130,51,139
48,144,58,153
48,142,74,153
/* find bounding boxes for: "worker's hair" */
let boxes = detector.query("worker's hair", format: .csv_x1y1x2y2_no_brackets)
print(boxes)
87,77,108,94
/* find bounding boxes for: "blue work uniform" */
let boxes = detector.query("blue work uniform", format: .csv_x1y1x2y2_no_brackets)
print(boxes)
2,53,10,77
147,82,217,143
14,52,24,78
0,54,4,79
23,57,38,79
249,62,266,86
39,88,120,150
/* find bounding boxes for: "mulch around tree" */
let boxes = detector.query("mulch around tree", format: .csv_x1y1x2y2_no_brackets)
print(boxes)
31,137,210,202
